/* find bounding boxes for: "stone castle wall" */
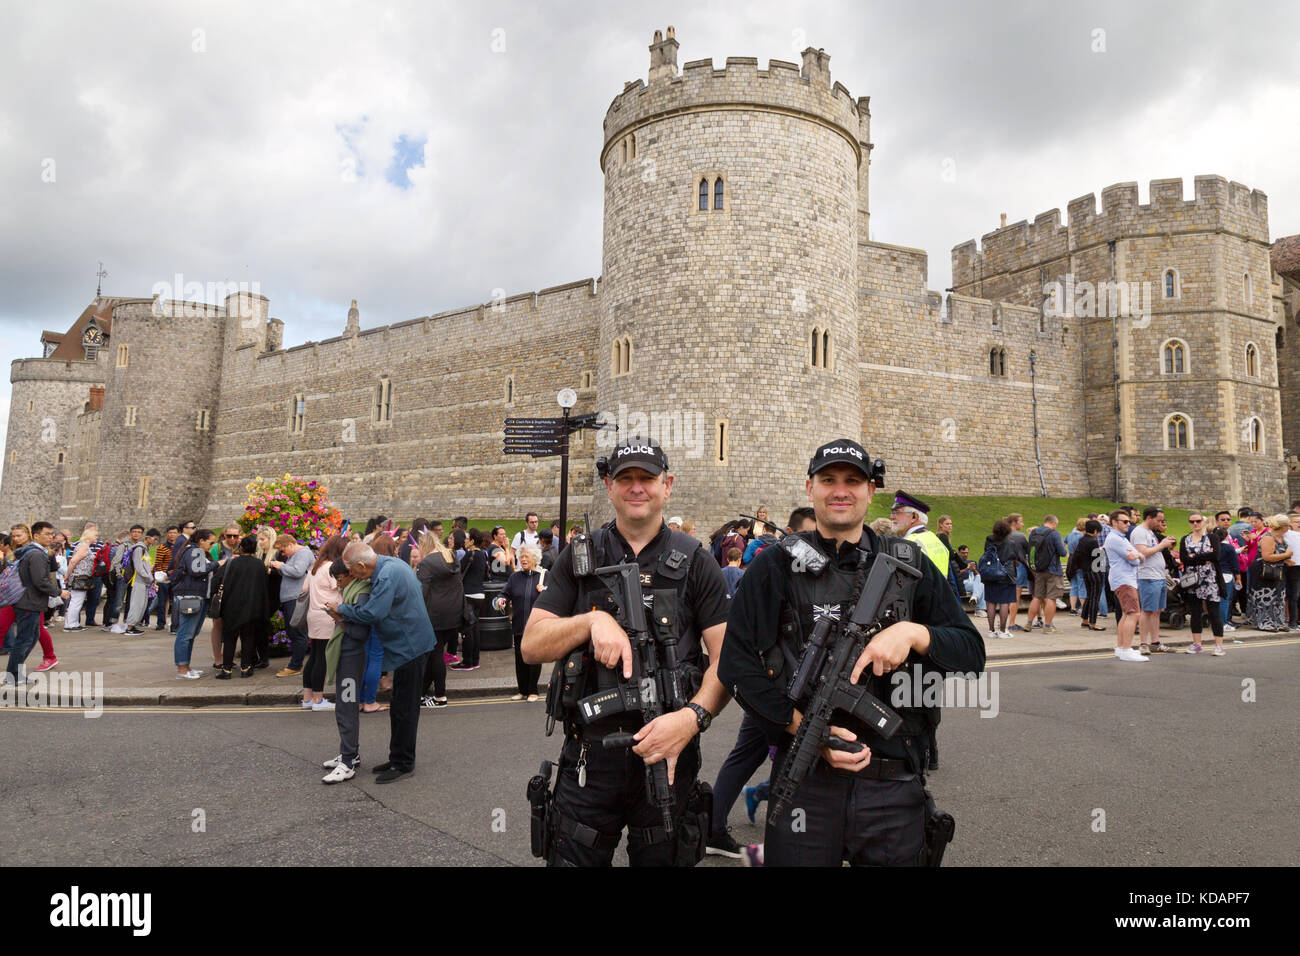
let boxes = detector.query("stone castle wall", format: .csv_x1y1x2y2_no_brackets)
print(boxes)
202,281,601,528
596,44,865,532
856,241,1089,498
90,298,227,533
4,35,1297,532
950,177,1288,511
1275,273,1300,504
0,358,105,529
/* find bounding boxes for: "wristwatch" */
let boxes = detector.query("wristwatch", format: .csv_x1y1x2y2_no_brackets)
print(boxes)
686,702,712,734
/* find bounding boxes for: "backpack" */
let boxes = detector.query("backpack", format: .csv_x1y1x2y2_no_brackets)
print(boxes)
92,541,113,577
978,543,1011,584
0,563,24,608
1,544,44,608
1029,529,1055,573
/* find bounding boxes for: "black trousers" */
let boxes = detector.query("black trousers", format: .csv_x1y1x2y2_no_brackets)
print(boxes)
551,734,701,867
388,652,429,771
1187,595,1223,637
764,748,926,867
1082,571,1106,625
422,631,452,697
302,639,328,692
513,631,542,696
709,711,769,837
222,621,258,670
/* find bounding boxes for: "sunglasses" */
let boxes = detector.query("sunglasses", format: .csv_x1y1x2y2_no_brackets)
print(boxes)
1189,519,1203,524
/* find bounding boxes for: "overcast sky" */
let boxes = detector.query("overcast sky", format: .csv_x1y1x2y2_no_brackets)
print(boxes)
3,0,1298,478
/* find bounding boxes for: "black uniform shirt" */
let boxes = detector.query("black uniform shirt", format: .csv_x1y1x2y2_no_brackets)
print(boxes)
719,524,986,750
535,520,730,642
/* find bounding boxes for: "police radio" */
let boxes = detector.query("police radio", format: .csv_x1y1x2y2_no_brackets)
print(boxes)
595,456,610,480
570,513,595,578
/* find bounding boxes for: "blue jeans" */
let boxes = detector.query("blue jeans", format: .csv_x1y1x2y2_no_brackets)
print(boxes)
1220,579,1234,624
963,575,985,611
173,600,206,666
1070,570,1087,599
6,609,42,679
85,576,104,624
362,630,383,704
149,581,170,627
282,599,308,669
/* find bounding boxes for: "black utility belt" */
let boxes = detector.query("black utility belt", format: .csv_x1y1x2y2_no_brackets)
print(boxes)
826,755,915,782
569,719,646,744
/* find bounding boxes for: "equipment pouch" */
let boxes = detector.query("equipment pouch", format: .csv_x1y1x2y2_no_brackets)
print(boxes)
559,649,588,710
543,660,565,736
921,787,955,867
527,760,554,859
674,780,713,867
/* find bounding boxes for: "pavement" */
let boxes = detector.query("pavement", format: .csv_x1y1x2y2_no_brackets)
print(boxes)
2,639,1296,865
3,606,1286,707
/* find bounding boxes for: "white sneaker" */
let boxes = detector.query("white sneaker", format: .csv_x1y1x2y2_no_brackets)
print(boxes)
998,630,1012,639
322,763,356,784
175,669,203,679
322,754,344,769
311,699,336,711
1211,647,1226,656
301,699,315,708
1116,648,1149,662
110,624,126,634
1222,623,1236,632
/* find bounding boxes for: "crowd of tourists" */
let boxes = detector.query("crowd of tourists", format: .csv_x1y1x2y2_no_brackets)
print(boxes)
957,504,1300,661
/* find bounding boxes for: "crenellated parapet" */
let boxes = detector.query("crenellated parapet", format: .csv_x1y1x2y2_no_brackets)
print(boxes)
953,176,1271,287
602,29,863,171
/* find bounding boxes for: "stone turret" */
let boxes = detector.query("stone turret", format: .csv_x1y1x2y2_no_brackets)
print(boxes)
345,299,360,336
598,31,863,529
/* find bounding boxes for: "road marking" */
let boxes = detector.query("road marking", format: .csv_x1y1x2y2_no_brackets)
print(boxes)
4,640,1295,715
0,696,541,716
988,637,1298,669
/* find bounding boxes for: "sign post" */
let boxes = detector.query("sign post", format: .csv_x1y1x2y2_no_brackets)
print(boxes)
502,388,609,543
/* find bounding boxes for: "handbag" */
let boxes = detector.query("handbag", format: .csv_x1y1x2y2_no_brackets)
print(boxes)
1178,570,1198,589
68,573,93,591
209,584,224,619
1260,560,1283,583
461,595,479,630
290,585,310,630
176,595,204,616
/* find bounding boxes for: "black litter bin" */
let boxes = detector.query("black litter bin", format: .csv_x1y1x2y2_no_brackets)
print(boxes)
479,580,512,651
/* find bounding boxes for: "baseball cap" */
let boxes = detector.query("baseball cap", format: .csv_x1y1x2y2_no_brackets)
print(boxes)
609,438,669,477
668,516,683,526
808,438,871,477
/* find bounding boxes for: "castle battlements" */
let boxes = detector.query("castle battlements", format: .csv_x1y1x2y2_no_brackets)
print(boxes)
602,29,864,170
953,176,1271,286
248,278,599,361
10,357,103,384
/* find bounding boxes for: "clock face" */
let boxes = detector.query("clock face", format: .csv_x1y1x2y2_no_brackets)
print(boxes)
83,326,104,346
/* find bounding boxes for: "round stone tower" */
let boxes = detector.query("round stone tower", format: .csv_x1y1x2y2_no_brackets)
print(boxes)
596,29,866,530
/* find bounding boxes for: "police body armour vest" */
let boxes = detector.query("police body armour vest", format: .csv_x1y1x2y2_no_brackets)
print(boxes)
563,523,705,726
777,529,935,752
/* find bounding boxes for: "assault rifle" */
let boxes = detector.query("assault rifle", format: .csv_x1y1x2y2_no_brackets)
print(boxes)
769,549,923,819
572,561,687,836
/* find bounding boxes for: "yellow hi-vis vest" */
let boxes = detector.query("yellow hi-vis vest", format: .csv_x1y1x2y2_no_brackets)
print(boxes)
906,527,950,575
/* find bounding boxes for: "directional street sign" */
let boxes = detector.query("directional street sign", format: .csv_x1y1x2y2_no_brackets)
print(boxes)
504,417,564,426
503,446,563,456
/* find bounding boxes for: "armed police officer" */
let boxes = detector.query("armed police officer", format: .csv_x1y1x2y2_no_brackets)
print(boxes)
522,438,731,866
718,439,984,866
